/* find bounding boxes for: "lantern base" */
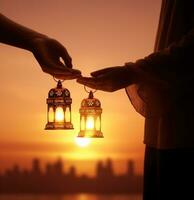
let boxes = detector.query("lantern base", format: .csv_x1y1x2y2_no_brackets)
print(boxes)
45,122,73,130
77,130,103,138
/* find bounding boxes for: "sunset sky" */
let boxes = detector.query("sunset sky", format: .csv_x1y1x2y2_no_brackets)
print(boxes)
0,0,161,176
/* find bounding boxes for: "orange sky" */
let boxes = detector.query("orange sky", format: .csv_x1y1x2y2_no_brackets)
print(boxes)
0,0,161,176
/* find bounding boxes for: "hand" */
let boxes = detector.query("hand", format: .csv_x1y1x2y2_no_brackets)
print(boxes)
77,65,135,92
31,37,81,80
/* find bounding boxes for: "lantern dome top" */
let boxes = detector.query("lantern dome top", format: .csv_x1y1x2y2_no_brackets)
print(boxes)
81,91,101,108
48,80,70,98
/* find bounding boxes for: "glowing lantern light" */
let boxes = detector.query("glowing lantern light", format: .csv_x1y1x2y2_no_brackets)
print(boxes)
55,107,64,122
86,116,95,129
77,87,103,138
45,79,73,130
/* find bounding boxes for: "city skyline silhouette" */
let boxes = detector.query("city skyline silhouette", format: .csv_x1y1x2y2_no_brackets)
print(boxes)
0,158,143,194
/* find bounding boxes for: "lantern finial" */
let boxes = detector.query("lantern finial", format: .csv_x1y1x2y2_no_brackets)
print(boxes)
88,91,94,99
57,80,62,89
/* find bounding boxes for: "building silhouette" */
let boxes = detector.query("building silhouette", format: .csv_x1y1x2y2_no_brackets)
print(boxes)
0,158,143,194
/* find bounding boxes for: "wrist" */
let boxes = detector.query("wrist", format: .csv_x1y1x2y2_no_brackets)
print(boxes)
27,33,48,52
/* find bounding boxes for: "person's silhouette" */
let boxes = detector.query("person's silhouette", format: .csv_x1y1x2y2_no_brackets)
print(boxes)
77,0,194,199
0,13,81,80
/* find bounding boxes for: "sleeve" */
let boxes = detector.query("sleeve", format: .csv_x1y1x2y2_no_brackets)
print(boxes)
125,29,194,118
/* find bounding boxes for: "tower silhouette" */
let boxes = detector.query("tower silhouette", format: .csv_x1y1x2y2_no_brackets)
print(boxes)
127,160,135,177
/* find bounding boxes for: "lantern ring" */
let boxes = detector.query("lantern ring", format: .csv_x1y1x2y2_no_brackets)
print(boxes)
84,85,97,94
53,76,65,83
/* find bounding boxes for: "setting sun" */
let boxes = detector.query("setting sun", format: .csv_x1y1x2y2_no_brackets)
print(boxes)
75,137,91,147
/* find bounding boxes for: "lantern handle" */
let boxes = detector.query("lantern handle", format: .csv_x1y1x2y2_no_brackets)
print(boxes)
84,85,97,94
53,76,65,83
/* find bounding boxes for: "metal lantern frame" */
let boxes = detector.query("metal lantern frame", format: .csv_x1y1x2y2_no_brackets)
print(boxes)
77,87,103,138
45,79,73,130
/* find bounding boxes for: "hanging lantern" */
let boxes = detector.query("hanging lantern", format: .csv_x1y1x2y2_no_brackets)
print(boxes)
45,79,73,130
77,87,103,138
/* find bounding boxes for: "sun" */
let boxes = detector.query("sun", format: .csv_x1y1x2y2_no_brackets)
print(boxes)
75,138,91,147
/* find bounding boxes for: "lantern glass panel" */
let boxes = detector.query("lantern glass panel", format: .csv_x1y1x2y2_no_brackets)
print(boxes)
86,116,95,130
96,116,101,131
81,116,85,130
55,106,64,122
48,107,54,122
65,107,70,122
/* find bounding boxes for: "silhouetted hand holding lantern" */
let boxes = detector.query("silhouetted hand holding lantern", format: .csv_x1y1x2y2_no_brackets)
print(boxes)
0,13,81,80
77,62,169,92
31,37,81,80
77,64,137,92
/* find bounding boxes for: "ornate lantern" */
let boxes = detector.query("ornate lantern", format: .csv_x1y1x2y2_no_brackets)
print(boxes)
45,79,73,130
77,87,103,138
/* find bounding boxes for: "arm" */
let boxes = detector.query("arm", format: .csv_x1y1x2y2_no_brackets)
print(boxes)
0,13,81,79
0,13,46,51
129,29,194,87
77,28,194,91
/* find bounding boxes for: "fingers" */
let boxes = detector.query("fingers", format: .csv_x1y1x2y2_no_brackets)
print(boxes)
77,77,100,89
69,68,81,75
48,38,73,69
32,37,79,79
43,60,81,80
35,51,81,79
60,47,73,69
61,68,82,79
42,65,81,80
54,73,81,80
77,66,128,92
77,77,117,92
91,67,115,77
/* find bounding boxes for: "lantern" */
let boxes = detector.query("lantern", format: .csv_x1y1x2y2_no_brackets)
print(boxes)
45,79,73,130
77,87,103,138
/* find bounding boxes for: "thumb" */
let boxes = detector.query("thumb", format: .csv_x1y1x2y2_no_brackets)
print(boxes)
69,68,82,75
